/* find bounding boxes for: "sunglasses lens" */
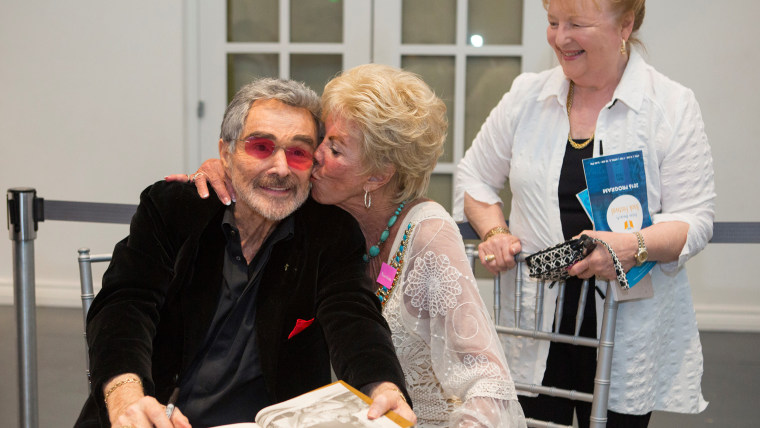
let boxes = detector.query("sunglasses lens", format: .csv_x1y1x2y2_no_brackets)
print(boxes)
284,147,314,170
243,138,314,170
244,138,275,159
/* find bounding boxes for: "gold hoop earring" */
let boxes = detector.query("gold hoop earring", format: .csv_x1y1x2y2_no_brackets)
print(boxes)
620,38,627,55
364,189,371,209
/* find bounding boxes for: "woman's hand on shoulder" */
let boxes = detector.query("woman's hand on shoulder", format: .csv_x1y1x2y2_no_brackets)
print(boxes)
165,158,235,205
567,230,638,281
478,232,522,275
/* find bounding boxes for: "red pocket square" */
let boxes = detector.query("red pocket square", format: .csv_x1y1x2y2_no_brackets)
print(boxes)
287,318,314,339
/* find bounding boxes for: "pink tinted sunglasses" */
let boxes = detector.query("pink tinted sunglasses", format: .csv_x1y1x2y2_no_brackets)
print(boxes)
240,137,315,171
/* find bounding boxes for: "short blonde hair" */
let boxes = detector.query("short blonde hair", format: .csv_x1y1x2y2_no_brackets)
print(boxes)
543,0,646,47
321,64,447,204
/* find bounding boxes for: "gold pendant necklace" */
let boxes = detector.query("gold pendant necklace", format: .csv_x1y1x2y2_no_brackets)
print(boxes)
566,80,594,150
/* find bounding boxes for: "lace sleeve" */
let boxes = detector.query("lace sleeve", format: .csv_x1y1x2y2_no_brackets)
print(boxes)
399,216,526,428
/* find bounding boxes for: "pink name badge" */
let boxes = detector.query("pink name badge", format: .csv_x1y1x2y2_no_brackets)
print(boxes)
376,262,397,289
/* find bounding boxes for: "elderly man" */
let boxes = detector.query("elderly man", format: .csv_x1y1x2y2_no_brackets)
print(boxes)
75,78,412,427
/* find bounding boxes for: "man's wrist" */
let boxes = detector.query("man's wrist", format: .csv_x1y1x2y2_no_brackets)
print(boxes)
104,374,143,411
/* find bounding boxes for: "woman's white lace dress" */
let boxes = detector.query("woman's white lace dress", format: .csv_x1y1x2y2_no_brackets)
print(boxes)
382,201,526,427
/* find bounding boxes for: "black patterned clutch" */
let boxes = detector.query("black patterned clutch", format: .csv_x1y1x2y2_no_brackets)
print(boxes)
525,234,597,282
525,234,629,289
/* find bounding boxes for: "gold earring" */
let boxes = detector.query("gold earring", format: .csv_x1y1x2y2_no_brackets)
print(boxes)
620,38,627,55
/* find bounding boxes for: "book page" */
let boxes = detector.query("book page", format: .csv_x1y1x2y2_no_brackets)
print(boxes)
211,424,260,428
254,381,408,428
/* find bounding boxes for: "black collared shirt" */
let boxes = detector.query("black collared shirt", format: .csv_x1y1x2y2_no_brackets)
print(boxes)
177,208,293,426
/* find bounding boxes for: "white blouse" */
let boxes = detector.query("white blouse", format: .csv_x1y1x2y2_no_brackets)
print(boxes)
383,201,526,427
453,50,714,414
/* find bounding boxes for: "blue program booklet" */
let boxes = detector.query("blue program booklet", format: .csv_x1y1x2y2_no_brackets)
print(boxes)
579,150,655,287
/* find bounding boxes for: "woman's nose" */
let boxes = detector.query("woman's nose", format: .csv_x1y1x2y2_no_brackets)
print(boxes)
554,24,570,46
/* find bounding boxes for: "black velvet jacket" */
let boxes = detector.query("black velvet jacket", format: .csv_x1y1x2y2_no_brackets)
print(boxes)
75,181,406,427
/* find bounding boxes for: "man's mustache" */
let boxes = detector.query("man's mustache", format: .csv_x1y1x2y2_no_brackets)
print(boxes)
252,175,297,190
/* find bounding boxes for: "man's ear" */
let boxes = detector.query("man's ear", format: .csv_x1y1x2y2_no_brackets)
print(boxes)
219,139,231,169
364,164,396,192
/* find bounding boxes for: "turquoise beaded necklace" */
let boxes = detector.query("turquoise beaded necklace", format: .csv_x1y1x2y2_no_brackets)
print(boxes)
363,201,406,263
376,222,414,305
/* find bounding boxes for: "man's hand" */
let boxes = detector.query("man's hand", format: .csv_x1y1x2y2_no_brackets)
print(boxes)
104,374,191,428
110,395,191,428
364,381,416,425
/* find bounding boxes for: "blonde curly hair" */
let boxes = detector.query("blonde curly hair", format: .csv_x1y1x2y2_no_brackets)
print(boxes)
321,64,447,204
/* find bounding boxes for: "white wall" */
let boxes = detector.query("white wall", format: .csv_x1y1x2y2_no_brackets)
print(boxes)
1,0,759,330
642,1,760,330
0,0,185,304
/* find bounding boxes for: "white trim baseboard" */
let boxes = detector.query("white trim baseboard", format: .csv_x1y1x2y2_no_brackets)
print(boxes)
475,278,760,333
0,280,89,308
694,304,760,332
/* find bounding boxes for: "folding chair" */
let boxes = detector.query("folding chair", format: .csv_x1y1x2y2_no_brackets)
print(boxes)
76,248,112,391
464,244,618,428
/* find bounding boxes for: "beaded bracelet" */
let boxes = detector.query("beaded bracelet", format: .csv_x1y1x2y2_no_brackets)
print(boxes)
483,226,510,241
104,377,142,407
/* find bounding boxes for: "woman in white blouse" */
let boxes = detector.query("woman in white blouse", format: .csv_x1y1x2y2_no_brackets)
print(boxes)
172,64,526,427
454,0,714,427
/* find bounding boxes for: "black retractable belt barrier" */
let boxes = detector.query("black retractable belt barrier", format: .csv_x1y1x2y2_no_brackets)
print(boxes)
7,188,41,428
6,188,137,428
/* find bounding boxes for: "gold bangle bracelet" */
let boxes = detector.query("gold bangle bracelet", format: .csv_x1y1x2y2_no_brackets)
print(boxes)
104,377,142,407
483,226,510,241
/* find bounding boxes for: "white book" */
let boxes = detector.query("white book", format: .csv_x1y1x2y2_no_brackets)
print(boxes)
212,381,412,428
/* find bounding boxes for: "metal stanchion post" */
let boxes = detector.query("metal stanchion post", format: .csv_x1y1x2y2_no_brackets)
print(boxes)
7,188,41,428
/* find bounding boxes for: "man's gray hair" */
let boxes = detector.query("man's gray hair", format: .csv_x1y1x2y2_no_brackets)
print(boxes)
220,78,321,152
